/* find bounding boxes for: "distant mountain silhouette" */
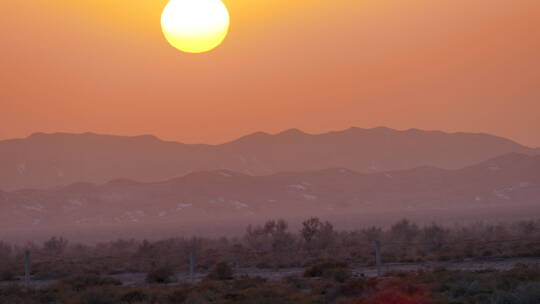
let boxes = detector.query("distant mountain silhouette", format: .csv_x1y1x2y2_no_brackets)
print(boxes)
0,153,539,231
0,127,537,190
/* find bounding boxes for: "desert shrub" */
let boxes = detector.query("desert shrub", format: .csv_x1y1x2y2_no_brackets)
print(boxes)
60,274,121,291
466,279,494,296
491,290,519,304
0,285,32,303
232,275,266,290
515,282,540,303
0,286,59,304
363,289,432,304
183,281,224,304
331,268,352,283
1,218,540,276
221,284,314,304
0,270,17,281
207,262,234,281
304,260,347,277
311,280,342,302
347,277,433,304
43,236,69,255
471,293,491,304
146,266,176,284
3,265,540,304
167,289,189,303
35,288,60,304
418,266,540,304
304,260,350,282
505,264,540,282
285,275,310,290
81,288,118,304
450,277,475,298
120,289,149,303
339,278,374,297
422,223,448,252
1,216,540,299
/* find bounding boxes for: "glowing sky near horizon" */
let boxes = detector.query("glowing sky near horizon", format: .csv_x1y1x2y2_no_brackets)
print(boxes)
0,0,539,146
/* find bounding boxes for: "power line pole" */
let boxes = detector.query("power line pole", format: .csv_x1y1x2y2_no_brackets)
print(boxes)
24,250,31,288
189,246,197,283
373,240,382,277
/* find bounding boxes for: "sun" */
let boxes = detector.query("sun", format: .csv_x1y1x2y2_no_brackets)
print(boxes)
161,0,230,53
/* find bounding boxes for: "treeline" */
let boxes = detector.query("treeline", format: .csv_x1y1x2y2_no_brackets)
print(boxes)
1,218,540,280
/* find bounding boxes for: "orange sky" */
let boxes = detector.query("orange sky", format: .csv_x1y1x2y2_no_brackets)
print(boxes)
1,0,539,146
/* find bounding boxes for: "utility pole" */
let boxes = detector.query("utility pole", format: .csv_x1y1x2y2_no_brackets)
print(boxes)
373,240,382,277
24,250,31,288
189,246,197,283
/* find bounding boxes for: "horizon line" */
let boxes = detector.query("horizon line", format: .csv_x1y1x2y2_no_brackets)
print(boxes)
1,126,538,149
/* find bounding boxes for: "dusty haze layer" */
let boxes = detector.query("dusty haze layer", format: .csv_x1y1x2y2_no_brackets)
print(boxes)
1,153,539,243
1,0,539,146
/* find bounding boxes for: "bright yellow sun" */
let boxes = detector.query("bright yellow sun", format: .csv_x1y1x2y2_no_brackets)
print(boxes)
161,0,230,53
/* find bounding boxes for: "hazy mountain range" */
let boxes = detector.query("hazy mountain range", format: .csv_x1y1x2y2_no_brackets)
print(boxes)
1,127,538,191
1,153,539,233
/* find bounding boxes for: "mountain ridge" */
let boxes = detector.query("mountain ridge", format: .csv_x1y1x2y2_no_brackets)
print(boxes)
8,152,535,192
0,153,538,234
0,127,537,191
5,127,533,148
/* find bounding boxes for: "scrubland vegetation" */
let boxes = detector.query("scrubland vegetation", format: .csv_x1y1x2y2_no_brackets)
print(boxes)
1,218,540,281
1,218,540,303
1,263,540,303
